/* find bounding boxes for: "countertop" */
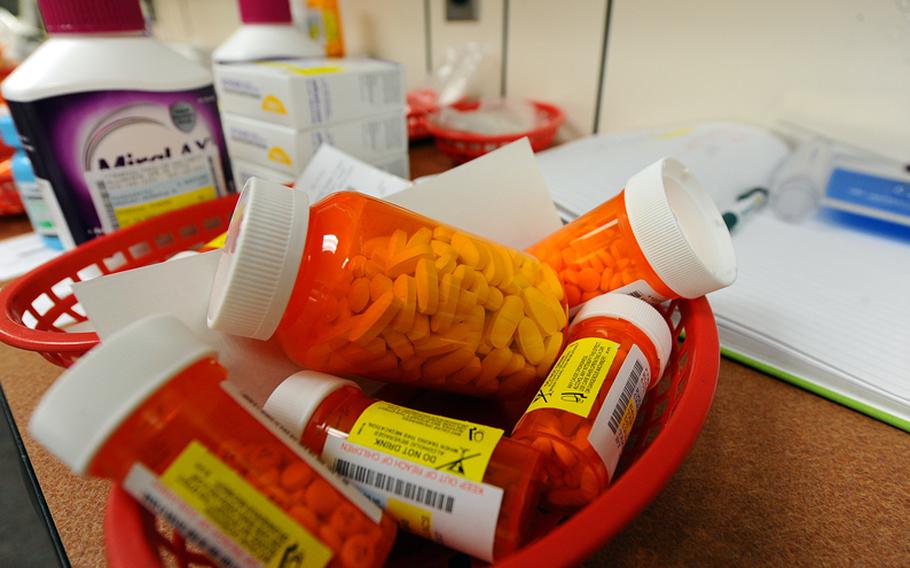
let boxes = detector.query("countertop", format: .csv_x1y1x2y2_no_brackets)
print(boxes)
1,143,908,567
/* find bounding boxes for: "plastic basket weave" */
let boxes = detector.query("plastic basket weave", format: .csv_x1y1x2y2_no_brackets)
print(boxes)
0,195,238,366
103,299,718,568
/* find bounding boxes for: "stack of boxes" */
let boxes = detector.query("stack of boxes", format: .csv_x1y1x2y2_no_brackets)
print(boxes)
214,58,408,187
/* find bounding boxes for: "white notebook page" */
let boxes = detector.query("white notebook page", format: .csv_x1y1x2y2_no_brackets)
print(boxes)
710,213,910,408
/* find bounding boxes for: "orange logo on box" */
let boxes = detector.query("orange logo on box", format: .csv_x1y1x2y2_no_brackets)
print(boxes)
267,147,292,166
261,95,287,115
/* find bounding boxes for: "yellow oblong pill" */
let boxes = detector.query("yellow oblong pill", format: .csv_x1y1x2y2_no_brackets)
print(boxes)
406,227,432,248
413,335,461,358
495,246,515,288
456,289,477,316
451,232,480,266
522,286,559,334
487,294,524,349
430,273,461,333
406,313,430,342
450,356,482,385
474,240,491,270
430,239,453,258
537,263,565,301
423,347,475,380
391,274,417,332
386,245,434,279
503,351,526,375
433,225,454,243
434,253,457,275
452,264,476,289
485,287,504,311
370,273,393,302
387,229,408,259
478,347,512,382
383,329,415,359
415,258,439,314
536,331,563,375
349,277,371,313
516,317,546,365
470,274,489,304
349,290,401,345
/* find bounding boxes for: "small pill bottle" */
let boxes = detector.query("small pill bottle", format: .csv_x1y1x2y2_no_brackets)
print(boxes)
263,370,543,562
29,314,396,568
208,178,568,399
527,158,736,309
511,293,672,509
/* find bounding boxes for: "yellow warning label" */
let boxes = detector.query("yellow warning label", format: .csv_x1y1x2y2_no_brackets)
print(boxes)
347,402,503,483
526,337,619,418
161,441,332,568
260,62,342,76
387,497,432,538
114,186,216,228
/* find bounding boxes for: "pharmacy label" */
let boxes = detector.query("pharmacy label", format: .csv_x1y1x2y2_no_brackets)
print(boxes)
160,441,332,568
527,337,620,418
588,344,651,476
347,401,503,483
323,435,503,561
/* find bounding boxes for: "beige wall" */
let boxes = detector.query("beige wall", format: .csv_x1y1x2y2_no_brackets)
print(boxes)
152,0,910,148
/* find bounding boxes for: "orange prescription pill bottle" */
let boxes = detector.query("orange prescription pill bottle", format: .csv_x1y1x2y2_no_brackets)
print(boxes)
207,179,568,399
29,314,396,568
511,293,672,509
263,371,544,562
527,158,736,309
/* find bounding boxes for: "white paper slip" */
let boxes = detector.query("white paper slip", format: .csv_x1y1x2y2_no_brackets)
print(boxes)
295,144,412,202
388,138,563,250
73,252,301,407
0,232,62,281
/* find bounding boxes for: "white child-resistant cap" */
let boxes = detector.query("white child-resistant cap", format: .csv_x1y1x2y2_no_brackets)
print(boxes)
623,158,737,298
570,293,673,377
263,371,357,439
207,178,311,340
29,314,215,475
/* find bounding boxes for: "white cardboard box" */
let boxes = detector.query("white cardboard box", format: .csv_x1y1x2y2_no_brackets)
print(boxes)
223,111,407,176
214,58,405,128
231,159,296,189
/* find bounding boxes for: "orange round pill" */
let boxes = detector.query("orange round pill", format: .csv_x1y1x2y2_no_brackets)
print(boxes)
280,462,314,491
305,479,340,516
340,533,376,568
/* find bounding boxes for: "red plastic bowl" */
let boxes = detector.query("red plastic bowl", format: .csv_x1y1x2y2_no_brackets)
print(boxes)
0,195,238,366
103,299,718,568
426,100,565,163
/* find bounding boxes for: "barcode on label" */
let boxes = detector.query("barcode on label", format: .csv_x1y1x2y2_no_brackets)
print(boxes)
334,459,455,513
140,491,242,568
607,360,644,434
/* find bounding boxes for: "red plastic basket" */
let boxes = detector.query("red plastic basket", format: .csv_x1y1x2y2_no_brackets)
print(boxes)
426,100,565,163
407,89,440,141
0,193,718,566
103,298,718,568
0,194,238,366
